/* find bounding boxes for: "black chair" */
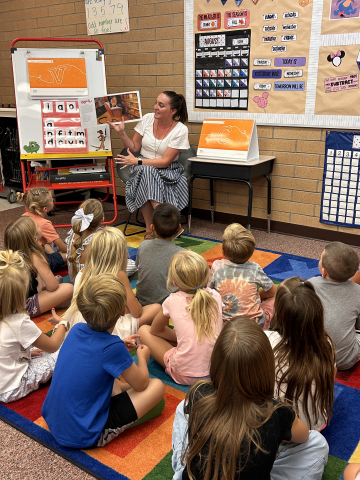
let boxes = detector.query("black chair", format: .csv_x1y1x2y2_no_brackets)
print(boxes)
116,146,196,236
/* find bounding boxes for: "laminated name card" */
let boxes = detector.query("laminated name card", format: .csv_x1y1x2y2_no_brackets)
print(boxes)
197,119,259,162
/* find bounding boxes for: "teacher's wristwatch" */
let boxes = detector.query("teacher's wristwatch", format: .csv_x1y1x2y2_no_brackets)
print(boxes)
138,159,143,165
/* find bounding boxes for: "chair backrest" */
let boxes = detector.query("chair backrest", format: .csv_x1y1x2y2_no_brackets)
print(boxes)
116,146,196,184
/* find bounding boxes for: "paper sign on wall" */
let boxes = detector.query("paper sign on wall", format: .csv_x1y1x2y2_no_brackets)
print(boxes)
86,0,129,35
197,119,259,162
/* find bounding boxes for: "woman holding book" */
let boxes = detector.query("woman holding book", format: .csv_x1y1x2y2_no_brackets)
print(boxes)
109,91,189,239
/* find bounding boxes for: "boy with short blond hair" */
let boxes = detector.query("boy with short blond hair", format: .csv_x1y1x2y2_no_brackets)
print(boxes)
309,241,360,370
42,273,164,448
208,223,276,329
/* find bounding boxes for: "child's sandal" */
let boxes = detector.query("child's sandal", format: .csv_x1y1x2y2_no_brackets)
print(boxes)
144,231,155,240
173,227,184,239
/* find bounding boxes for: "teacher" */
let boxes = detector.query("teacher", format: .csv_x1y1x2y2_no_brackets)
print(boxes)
110,91,189,239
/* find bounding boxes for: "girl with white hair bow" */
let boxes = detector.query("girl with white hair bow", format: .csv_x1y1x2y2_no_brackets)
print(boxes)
66,199,138,283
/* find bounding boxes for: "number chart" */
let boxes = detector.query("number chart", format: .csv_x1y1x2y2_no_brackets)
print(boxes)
41,100,88,154
86,0,129,36
321,131,360,229
195,30,251,111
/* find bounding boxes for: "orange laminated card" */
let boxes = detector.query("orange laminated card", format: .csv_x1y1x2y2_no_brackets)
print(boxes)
197,118,258,161
27,58,88,97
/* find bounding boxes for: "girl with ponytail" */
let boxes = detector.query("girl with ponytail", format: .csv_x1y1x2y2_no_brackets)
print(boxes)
138,250,222,385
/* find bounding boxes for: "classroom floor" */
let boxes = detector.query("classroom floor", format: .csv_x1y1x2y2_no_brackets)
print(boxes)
1,198,359,478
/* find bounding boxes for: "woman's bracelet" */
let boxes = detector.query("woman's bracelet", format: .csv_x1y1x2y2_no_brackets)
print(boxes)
52,320,69,334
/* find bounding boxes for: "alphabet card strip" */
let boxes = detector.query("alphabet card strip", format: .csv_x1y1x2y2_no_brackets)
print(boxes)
41,100,88,154
321,131,360,229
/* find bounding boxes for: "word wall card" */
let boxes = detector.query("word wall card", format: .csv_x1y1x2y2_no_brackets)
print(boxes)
321,131,360,228
195,29,251,110
41,100,88,155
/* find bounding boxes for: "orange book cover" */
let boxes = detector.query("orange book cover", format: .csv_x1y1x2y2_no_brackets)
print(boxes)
28,58,87,95
198,119,254,152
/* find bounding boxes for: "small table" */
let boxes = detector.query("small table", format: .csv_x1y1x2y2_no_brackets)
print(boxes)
188,155,275,233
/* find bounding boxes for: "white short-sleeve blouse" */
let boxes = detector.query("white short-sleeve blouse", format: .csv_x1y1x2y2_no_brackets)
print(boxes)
134,113,189,160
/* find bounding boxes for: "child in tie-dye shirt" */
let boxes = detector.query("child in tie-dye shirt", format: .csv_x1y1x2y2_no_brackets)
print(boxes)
208,224,276,329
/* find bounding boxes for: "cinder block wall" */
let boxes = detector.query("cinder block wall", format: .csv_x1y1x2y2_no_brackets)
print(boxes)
0,0,358,238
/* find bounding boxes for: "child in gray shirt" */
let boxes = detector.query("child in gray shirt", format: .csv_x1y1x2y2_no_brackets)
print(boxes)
135,203,183,306
309,242,360,370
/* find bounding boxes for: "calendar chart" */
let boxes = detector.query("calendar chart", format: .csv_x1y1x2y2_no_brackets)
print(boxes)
321,131,360,228
195,29,251,110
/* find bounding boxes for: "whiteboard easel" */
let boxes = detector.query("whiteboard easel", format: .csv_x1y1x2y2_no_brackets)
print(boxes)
11,38,112,160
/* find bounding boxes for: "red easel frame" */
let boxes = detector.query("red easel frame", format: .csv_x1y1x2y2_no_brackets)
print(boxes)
10,37,118,228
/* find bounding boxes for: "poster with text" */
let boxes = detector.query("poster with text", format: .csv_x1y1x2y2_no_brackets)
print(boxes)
86,0,129,36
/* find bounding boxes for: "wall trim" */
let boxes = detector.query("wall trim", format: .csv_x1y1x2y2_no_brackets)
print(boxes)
103,193,360,247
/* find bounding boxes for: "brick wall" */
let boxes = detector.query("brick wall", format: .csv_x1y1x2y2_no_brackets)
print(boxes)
0,0,358,238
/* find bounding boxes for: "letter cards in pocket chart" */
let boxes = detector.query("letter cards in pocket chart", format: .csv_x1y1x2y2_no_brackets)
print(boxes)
321,131,360,228
41,100,88,154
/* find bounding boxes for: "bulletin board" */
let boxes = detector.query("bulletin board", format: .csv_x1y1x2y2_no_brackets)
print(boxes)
12,47,112,159
185,0,360,128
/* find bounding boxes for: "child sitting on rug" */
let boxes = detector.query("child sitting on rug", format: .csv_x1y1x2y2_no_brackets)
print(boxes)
172,318,329,480
18,188,67,273
135,203,183,306
66,199,137,283
52,227,160,338
265,277,336,431
138,250,223,385
0,250,67,404
42,273,165,448
66,199,104,282
4,217,73,318
309,242,360,370
208,223,276,329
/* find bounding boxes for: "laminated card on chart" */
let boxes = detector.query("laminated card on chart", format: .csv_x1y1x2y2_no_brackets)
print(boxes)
197,118,259,162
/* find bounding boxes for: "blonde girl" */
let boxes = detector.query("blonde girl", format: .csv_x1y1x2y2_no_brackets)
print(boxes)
51,227,161,338
65,199,104,282
18,187,67,254
0,250,68,403
265,277,336,431
66,199,137,282
172,318,329,480
138,250,223,385
4,217,73,318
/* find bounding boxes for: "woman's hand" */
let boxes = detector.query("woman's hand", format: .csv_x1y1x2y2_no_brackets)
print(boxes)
116,148,139,169
108,117,125,135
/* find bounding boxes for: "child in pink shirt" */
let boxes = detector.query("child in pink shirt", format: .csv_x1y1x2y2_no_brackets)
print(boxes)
138,250,223,385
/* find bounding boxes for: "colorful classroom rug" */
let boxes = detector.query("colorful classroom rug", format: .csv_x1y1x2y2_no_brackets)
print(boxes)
0,224,358,480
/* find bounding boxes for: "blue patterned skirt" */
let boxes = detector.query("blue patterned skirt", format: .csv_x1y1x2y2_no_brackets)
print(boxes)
125,161,188,213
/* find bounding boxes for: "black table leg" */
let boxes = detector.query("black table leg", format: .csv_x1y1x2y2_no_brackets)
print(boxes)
210,178,214,224
188,176,195,234
245,180,253,230
265,174,271,234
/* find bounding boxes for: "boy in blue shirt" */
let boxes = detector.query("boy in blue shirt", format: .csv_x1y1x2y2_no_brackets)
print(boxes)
42,273,165,448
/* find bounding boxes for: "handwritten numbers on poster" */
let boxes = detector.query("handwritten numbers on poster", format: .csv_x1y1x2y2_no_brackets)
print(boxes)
85,0,129,36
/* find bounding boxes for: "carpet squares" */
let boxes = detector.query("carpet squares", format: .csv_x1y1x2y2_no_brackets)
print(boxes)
0,224,358,480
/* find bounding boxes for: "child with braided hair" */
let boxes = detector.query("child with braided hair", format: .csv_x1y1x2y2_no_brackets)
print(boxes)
65,199,104,282
66,199,137,282
138,250,223,385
